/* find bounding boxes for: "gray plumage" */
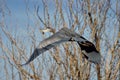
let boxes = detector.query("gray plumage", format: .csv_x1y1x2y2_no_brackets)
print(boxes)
21,27,101,66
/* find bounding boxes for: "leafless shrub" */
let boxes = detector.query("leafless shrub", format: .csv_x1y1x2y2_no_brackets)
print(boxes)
0,0,119,80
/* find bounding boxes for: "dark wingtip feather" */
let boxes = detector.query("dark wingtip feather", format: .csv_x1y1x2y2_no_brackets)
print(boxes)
20,48,40,66
20,61,30,66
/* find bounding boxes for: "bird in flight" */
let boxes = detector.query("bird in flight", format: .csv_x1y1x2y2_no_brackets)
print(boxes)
21,27,101,66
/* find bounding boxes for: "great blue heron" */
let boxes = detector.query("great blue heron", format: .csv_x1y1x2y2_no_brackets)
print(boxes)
21,27,101,66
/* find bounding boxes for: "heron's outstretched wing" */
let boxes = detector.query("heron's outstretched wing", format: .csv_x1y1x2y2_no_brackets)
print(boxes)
21,28,87,65
21,39,68,65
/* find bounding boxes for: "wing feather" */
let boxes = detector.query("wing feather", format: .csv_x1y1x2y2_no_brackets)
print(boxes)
21,39,68,65
21,28,79,65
